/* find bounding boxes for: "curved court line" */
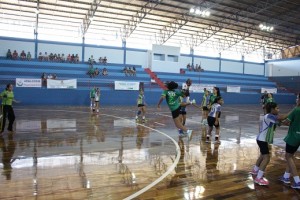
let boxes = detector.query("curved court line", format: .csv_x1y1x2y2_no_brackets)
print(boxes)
15,108,181,200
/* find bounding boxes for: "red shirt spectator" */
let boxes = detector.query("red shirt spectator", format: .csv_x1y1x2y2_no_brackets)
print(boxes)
12,50,18,60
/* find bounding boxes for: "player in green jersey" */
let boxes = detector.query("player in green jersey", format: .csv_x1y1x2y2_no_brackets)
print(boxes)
280,94,300,189
157,81,192,139
0,84,20,133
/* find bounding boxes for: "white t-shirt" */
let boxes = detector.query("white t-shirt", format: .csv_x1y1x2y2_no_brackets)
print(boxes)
257,114,277,142
208,103,221,118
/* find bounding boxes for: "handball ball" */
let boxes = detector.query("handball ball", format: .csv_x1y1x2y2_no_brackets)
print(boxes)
186,79,192,87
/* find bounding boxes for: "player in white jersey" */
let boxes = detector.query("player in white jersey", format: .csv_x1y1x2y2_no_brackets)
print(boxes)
250,102,289,186
206,96,223,143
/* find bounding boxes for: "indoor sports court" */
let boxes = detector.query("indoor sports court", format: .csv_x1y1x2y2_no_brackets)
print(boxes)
0,0,299,199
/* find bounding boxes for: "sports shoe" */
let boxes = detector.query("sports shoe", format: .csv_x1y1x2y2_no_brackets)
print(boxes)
205,137,210,143
279,176,290,184
187,130,193,140
254,177,269,186
249,169,258,175
291,182,300,189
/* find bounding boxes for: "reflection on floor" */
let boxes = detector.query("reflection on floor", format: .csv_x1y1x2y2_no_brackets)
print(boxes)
0,105,299,200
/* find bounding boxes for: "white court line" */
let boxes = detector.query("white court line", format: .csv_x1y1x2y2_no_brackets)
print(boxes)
154,122,165,126
15,108,180,200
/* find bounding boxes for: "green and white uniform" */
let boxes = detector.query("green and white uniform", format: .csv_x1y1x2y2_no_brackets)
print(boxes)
284,107,300,147
162,90,183,111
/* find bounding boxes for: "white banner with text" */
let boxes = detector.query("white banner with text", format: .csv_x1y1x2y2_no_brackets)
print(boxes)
182,83,216,93
47,79,77,89
16,78,41,87
227,86,241,93
114,81,139,90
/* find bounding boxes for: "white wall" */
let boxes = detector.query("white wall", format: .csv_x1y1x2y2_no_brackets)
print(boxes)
267,59,300,77
221,60,243,73
195,57,219,71
179,55,192,69
151,44,180,73
85,47,123,63
0,39,35,58
244,63,264,75
126,50,148,68
38,43,81,59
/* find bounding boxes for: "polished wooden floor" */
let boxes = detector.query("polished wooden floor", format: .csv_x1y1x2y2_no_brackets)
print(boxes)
0,104,299,200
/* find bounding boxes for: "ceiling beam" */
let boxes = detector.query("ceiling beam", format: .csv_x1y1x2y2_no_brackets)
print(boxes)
81,0,101,36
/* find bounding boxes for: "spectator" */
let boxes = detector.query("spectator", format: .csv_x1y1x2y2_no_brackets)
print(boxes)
27,52,31,61
87,65,95,78
103,56,107,65
187,63,191,71
53,53,58,62
52,74,57,79
71,54,75,63
132,66,136,76
49,53,54,61
38,52,43,61
75,54,79,63
43,52,48,61
89,55,96,65
94,68,99,76
57,54,61,62
123,66,128,76
41,73,47,86
61,54,65,62
20,50,26,60
6,49,12,59
102,68,108,76
99,57,103,64
67,54,71,62
12,50,18,60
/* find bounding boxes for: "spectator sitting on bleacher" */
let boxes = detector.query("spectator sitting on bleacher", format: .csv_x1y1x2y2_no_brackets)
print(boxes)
187,63,191,71
27,52,31,61
132,66,136,76
6,49,12,59
71,54,75,63
49,53,54,61
95,68,99,76
12,50,18,60
99,57,103,64
38,52,43,61
44,52,49,61
61,54,65,62
52,74,57,79
87,65,95,78
75,54,79,63
102,68,108,76
53,53,58,62
123,66,128,76
67,54,71,62
89,55,96,65
20,51,26,60
103,56,107,65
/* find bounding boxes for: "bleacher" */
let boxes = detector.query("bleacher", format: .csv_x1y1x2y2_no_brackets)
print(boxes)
0,59,151,91
0,59,295,105
156,69,277,94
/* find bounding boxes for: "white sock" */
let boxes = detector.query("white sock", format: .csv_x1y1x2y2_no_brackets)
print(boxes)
142,116,145,120
256,170,264,179
293,176,300,183
254,165,259,172
283,172,290,179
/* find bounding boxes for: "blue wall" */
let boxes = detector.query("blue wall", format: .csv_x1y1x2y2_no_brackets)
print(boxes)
14,88,296,106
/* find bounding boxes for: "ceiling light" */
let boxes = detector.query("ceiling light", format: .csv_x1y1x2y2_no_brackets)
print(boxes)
35,9,39,14
195,8,201,15
190,8,195,13
204,11,210,17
